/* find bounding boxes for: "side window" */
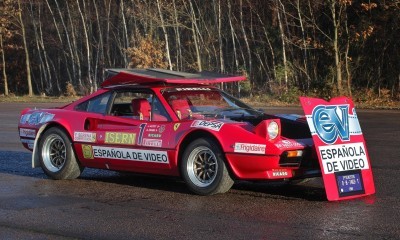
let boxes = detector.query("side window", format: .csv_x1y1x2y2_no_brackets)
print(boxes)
110,90,169,122
75,101,88,112
75,92,112,114
151,97,170,121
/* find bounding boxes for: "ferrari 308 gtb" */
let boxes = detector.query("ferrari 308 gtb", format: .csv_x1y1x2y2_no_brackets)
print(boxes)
18,68,319,195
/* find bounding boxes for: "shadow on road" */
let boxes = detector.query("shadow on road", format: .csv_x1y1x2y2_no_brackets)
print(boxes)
0,150,326,201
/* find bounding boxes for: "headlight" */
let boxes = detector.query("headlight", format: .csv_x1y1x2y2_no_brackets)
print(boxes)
39,113,55,124
267,121,279,140
20,114,31,124
22,112,55,125
28,112,43,125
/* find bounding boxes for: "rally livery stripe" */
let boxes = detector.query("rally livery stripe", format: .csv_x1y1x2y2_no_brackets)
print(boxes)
92,146,169,164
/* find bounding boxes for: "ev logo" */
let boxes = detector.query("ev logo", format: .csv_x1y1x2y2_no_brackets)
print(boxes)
312,105,350,144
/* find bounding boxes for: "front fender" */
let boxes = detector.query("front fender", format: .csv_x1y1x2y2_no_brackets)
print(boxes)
31,118,74,168
32,123,50,168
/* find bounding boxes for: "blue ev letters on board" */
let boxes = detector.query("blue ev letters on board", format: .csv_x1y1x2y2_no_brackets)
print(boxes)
311,105,350,144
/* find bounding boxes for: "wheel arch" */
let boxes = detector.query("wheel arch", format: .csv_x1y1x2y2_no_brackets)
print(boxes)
176,130,235,178
32,122,75,168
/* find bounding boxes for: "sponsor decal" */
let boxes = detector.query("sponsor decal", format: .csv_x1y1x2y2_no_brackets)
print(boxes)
146,128,158,132
19,128,36,138
307,104,362,144
275,139,303,148
273,171,289,177
91,146,169,163
82,145,94,159
142,138,162,147
144,124,166,133
138,123,146,145
105,132,136,145
319,142,369,174
74,132,96,143
267,169,292,179
234,143,266,154
336,170,365,197
20,138,35,149
191,120,224,131
175,87,211,91
174,123,180,131
148,133,162,138
300,97,375,201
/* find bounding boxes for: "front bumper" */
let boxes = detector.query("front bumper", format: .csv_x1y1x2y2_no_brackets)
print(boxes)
225,152,320,180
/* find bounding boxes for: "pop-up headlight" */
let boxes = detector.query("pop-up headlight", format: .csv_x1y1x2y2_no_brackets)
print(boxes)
255,119,281,141
267,121,279,140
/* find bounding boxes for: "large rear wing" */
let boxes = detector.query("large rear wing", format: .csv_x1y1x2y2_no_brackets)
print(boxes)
101,68,246,87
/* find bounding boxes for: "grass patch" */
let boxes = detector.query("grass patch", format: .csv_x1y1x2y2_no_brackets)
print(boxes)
0,94,79,103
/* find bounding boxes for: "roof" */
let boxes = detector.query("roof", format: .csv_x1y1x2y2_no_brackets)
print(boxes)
101,68,247,87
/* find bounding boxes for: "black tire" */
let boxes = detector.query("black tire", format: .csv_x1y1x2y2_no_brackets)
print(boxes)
181,138,234,195
38,127,83,179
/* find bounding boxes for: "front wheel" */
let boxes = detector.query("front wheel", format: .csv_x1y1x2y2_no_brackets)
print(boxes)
181,138,234,195
39,127,83,179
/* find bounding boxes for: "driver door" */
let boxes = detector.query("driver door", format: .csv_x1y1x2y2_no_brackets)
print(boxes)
93,89,174,173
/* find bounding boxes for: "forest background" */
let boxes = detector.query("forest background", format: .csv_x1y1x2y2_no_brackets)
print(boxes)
0,0,399,106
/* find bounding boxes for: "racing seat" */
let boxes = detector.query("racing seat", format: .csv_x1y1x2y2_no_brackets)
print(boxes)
170,99,192,120
132,98,151,120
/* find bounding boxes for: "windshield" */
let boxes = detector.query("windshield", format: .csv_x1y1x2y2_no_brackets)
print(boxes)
162,87,262,120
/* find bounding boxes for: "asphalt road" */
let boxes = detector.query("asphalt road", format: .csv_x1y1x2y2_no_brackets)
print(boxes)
0,102,399,239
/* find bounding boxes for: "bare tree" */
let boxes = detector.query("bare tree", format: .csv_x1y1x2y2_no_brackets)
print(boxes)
0,0,397,100
330,0,343,94
239,0,252,89
0,2,11,96
0,34,8,96
156,0,172,70
172,0,183,70
76,0,93,93
66,1,83,89
276,0,288,91
54,0,76,86
186,0,202,71
15,0,33,96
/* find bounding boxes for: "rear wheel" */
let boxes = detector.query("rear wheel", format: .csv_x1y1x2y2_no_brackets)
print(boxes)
39,127,83,179
181,138,233,195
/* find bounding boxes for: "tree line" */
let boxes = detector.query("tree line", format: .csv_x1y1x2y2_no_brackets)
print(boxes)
0,0,399,99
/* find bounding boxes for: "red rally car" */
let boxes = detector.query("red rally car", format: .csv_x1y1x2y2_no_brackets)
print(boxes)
18,68,320,195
